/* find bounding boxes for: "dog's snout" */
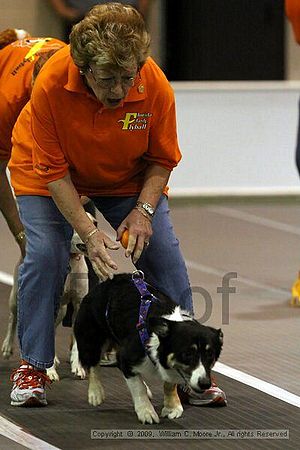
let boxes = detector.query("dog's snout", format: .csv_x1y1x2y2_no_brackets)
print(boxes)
190,365,212,392
197,378,211,391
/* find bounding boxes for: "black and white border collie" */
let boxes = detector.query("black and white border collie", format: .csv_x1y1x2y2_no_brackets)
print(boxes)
74,273,223,424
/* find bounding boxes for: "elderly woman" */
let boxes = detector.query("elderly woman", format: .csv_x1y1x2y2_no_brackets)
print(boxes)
9,3,226,407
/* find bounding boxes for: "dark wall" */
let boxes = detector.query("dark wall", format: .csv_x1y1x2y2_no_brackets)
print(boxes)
165,0,284,81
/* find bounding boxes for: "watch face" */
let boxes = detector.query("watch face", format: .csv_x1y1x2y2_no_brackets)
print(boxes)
145,204,154,214
137,201,155,216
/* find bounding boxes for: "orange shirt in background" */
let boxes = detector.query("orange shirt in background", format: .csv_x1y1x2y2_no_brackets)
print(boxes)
286,0,300,44
0,37,65,160
10,46,181,197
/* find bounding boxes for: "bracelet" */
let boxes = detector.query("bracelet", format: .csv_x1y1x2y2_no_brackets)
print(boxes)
84,228,99,244
134,206,152,222
136,201,155,218
15,230,26,244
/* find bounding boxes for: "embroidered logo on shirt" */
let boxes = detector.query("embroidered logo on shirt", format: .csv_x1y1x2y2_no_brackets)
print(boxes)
11,38,53,76
118,112,152,131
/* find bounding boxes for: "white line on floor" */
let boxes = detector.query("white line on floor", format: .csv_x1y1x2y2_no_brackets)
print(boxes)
0,414,61,450
208,206,300,236
0,271,13,286
215,362,300,408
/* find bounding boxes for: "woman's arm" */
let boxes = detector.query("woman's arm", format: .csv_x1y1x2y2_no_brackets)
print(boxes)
117,164,170,263
48,172,119,280
137,164,171,207
0,159,26,256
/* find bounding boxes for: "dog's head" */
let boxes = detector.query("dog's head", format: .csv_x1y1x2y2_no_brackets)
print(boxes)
148,316,223,392
70,213,97,255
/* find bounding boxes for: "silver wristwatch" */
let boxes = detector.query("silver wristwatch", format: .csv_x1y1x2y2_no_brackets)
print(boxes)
136,201,155,217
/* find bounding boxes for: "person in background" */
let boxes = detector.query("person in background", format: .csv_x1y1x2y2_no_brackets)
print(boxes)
0,35,65,258
286,0,300,305
8,3,226,408
0,36,69,365
48,0,151,42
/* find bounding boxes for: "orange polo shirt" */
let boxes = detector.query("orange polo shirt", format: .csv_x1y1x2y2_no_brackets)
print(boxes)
0,37,65,160
10,46,181,197
286,0,300,43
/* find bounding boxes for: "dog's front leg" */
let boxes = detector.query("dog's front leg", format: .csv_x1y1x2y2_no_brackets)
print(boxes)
88,366,105,406
126,376,159,424
70,338,86,379
161,382,183,419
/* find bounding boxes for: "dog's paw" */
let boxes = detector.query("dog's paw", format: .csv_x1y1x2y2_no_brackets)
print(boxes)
47,366,60,382
1,341,13,359
54,355,60,367
136,404,160,424
88,383,105,406
70,353,86,379
161,405,183,420
72,364,86,379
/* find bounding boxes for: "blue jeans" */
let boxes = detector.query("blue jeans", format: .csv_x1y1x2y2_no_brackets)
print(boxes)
17,194,193,369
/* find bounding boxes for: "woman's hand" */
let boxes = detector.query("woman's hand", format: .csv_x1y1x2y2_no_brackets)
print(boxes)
85,229,119,281
117,208,152,264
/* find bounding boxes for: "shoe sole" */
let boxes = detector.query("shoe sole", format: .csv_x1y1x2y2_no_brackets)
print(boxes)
189,396,227,407
11,396,47,407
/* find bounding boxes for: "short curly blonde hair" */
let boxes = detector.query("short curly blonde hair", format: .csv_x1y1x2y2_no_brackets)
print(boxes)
70,2,150,72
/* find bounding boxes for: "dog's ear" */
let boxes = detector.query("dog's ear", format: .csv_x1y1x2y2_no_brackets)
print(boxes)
207,326,223,346
213,328,223,360
207,326,224,361
148,317,170,338
218,328,223,345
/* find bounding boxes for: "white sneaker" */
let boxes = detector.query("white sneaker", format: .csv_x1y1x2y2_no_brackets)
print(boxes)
10,364,50,406
178,380,227,407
